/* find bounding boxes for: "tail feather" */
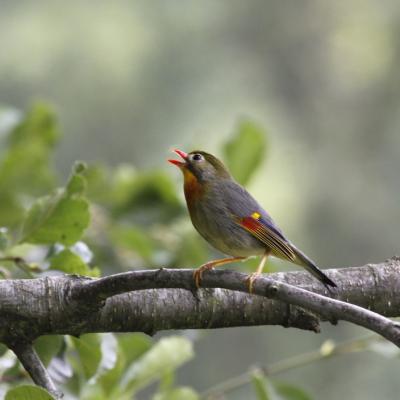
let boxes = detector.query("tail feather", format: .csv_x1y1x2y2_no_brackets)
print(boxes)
291,246,336,288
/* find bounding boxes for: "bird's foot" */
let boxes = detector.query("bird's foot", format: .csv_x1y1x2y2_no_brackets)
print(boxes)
246,272,261,294
193,262,215,288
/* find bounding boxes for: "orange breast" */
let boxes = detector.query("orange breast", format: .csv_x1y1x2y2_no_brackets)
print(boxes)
183,168,204,205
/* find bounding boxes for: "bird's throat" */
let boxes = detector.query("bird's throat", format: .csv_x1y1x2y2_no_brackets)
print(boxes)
183,168,203,204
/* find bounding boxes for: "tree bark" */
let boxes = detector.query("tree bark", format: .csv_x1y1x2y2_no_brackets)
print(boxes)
2,257,400,396
0,257,399,342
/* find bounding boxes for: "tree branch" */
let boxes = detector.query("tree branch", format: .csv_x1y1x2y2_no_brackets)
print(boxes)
0,257,396,339
70,260,400,346
8,341,62,399
0,257,399,395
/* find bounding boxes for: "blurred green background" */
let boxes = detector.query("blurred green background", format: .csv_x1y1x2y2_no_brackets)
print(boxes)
1,1,400,399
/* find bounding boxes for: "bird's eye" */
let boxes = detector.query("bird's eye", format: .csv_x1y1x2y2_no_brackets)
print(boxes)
191,153,203,161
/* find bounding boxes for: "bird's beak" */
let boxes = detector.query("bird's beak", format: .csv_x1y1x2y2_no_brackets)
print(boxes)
168,149,188,167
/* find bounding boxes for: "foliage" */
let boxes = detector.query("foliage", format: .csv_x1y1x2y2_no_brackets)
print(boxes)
0,104,316,399
251,370,312,400
5,385,54,400
21,162,90,246
224,119,267,186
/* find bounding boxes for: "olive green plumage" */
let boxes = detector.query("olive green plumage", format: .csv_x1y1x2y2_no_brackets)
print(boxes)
169,149,336,288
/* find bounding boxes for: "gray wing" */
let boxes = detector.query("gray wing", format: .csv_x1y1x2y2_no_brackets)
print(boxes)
218,179,297,260
220,179,286,238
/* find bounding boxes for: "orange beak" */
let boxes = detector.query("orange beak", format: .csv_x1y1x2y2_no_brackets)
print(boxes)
168,149,188,167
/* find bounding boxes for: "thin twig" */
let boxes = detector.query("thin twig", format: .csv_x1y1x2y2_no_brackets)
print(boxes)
261,279,400,347
9,341,62,399
0,256,34,277
201,334,382,399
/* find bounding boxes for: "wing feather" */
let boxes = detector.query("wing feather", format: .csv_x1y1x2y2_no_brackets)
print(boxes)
237,214,296,261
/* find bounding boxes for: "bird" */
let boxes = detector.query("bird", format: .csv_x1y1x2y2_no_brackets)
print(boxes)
168,149,336,292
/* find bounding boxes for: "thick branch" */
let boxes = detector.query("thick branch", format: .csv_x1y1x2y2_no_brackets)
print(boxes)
0,258,400,396
70,258,400,346
0,258,399,342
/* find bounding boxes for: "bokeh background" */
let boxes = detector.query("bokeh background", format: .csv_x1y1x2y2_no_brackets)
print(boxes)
1,1,400,399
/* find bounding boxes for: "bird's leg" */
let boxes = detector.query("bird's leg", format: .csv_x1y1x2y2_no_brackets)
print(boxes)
246,251,270,294
193,257,247,288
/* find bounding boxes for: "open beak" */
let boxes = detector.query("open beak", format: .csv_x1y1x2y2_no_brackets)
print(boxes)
168,149,188,167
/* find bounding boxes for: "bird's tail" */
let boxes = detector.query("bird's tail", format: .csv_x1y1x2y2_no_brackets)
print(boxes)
291,245,336,288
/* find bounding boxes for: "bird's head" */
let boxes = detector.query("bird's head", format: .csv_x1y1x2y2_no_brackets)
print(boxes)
168,149,231,184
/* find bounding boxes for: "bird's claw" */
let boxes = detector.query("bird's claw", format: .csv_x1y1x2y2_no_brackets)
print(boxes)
246,272,261,294
193,263,214,288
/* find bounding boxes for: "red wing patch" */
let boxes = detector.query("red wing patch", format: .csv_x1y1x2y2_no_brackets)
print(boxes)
238,214,296,261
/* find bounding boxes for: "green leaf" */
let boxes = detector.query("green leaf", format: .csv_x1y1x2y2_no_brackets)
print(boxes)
0,193,24,228
173,233,208,267
9,103,59,147
153,387,199,400
98,333,152,397
92,333,118,380
127,172,180,209
113,170,182,222
274,382,313,400
252,377,312,400
0,343,8,357
157,370,175,394
33,336,63,367
110,225,154,262
251,370,273,400
224,119,267,185
20,166,90,246
73,334,120,399
50,249,99,277
70,334,102,380
98,351,125,397
0,103,59,196
84,164,111,203
69,241,94,263
120,336,194,394
117,333,153,366
5,385,54,400
0,104,61,227
78,385,108,400
66,172,86,196
0,228,9,251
